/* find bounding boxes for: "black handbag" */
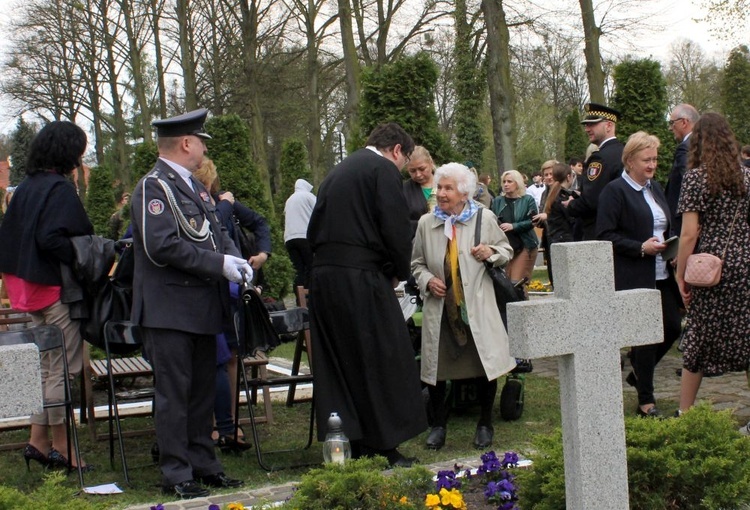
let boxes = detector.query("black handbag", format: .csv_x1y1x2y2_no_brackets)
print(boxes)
474,208,525,326
233,215,257,260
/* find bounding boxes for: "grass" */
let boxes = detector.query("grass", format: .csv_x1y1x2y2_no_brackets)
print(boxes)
0,336,675,508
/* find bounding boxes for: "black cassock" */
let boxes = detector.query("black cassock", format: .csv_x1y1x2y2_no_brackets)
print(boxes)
308,148,428,450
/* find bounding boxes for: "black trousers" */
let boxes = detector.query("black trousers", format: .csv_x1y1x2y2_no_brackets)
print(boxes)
142,327,222,485
285,238,314,291
631,277,683,406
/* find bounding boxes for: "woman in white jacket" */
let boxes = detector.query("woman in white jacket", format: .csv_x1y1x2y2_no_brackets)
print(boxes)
411,162,516,450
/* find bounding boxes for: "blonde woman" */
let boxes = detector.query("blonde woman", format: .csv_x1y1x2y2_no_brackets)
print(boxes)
490,170,539,288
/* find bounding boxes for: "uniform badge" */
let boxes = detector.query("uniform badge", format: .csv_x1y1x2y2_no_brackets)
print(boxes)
199,191,210,203
147,199,165,215
587,162,603,181
189,217,198,229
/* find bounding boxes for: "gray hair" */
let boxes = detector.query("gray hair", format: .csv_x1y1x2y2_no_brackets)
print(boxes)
672,104,700,124
434,162,477,198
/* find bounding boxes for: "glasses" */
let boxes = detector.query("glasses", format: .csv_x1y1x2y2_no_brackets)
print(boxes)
668,118,684,127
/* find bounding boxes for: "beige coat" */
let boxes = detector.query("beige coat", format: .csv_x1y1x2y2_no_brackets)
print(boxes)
411,206,517,385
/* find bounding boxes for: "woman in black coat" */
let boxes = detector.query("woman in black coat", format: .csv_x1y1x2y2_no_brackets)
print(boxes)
0,122,94,471
403,146,436,239
597,131,682,418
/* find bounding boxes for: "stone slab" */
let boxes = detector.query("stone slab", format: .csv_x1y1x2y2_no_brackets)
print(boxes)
0,343,43,419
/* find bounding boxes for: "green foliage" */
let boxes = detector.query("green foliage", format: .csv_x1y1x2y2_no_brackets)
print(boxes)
131,140,158,184
564,109,589,162
280,457,434,510
205,114,293,299
359,53,456,164
0,471,107,509
276,138,312,213
518,404,750,509
9,117,36,185
85,165,115,237
721,45,750,145
612,58,674,185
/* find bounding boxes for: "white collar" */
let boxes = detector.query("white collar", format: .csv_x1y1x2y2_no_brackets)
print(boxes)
365,146,383,157
159,157,194,190
622,170,649,192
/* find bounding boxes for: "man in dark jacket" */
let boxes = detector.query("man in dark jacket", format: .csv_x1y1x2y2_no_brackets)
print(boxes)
130,109,251,499
664,104,699,236
565,103,624,240
307,122,428,467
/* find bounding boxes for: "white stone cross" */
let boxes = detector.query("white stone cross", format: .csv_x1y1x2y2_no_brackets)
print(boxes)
507,241,663,509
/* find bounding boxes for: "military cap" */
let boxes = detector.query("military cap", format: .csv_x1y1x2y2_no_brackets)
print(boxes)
581,103,621,124
152,108,211,139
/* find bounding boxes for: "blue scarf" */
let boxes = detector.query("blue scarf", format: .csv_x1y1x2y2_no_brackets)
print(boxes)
433,200,479,239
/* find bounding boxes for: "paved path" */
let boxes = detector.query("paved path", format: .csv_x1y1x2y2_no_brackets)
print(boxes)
126,349,750,509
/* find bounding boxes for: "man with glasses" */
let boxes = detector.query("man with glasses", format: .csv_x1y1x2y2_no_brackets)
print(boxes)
665,104,699,236
564,103,624,240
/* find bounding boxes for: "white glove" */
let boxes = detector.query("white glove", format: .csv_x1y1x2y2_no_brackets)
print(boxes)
222,255,254,284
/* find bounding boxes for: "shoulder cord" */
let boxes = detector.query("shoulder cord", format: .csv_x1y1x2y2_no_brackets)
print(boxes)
720,201,743,260
140,175,216,268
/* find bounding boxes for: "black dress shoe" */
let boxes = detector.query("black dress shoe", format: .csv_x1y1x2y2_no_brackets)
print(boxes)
636,406,661,418
163,480,210,499
199,472,244,489
385,449,418,468
425,426,446,450
473,425,494,449
216,435,252,454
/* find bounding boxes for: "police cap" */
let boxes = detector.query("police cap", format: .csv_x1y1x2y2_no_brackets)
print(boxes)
581,103,620,124
152,108,211,139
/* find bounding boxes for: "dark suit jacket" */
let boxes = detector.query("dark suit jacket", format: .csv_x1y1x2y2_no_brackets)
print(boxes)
308,148,412,281
596,177,671,290
130,159,240,335
403,178,429,239
568,138,624,240
664,137,689,236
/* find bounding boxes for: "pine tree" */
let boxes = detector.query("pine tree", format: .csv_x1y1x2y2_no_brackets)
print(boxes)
612,58,673,184
359,53,455,164
86,165,116,237
276,139,311,213
564,110,589,162
721,45,750,145
9,118,36,185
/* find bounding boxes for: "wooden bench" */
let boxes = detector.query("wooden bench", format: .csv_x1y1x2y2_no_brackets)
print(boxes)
0,308,32,331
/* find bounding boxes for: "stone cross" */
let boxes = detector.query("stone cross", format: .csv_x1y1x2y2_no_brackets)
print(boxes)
507,241,663,509
0,343,43,419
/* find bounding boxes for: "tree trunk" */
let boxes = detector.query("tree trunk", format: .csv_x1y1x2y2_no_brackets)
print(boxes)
578,0,605,103
120,0,152,144
150,0,168,118
481,0,514,174
176,0,197,111
239,0,274,213
338,0,360,157
100,0,129,184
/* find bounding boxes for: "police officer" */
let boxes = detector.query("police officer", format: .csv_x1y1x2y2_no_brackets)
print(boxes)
564,103,624,240
131,109,251,499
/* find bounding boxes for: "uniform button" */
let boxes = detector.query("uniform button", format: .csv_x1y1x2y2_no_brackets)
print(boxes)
184,281,189,285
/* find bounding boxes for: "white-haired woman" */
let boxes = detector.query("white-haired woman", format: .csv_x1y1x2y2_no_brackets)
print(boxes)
411,163,516,450
490,170,539,290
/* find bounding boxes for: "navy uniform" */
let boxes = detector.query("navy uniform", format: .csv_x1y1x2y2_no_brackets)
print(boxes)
568,103,624,240
131,109,248,498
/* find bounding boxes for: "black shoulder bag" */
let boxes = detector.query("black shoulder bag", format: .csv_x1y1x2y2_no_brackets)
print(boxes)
474,208,525,326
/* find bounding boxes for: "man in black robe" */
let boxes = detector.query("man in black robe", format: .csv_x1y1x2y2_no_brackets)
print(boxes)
308,122,428,467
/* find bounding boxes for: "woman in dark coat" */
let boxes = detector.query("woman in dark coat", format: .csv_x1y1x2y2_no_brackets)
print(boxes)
597,131,682,418
403,146,436,239
0,121,94,470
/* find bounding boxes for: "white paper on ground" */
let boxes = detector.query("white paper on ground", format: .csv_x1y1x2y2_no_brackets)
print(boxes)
83,483,124,494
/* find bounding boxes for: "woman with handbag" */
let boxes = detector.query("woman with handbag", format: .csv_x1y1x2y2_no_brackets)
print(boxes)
674,113,750,420
596,131,683,418
411,163,515,450
490,170,539,293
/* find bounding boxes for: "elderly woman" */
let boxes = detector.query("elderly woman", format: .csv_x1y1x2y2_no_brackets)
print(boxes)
597,131,682,418
404,145,437,238
490,170,539,290
411,163,516,450
0,122,94,471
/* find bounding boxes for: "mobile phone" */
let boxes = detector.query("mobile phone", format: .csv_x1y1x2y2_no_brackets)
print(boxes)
662,236,679,260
